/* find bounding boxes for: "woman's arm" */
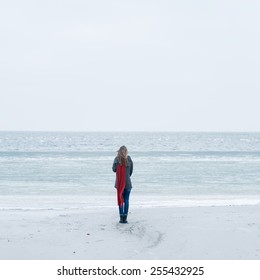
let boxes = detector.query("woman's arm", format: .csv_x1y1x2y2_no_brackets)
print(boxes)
112,158,118,172
129,156,133,176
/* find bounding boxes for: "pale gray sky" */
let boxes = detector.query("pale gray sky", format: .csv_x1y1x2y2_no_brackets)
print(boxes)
1,0,260,131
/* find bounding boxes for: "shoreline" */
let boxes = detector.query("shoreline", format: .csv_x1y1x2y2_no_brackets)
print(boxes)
1,194,260,211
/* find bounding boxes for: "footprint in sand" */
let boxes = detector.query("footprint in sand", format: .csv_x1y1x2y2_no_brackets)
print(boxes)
147,231,164,248
117,221,163,249
99,224,106,231
117,221,146,238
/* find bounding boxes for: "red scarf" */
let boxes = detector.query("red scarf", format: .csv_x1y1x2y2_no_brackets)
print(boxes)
116,164,126,206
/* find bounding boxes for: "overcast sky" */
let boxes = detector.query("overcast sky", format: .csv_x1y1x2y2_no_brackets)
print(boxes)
1,0,260,131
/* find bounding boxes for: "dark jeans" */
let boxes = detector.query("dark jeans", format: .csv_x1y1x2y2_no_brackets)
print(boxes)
119,188,131,216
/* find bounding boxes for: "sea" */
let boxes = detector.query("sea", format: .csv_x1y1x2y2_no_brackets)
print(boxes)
0,131,260,210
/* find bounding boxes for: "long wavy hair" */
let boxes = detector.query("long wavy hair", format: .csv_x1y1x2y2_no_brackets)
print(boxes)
117,146,128,166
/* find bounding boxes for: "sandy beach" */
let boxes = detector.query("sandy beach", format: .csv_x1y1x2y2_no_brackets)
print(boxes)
1,202,260,260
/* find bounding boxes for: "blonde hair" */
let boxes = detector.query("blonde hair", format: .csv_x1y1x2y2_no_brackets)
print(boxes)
117,146,128,166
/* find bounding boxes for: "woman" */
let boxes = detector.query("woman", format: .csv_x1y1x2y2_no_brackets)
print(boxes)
112,146,133,224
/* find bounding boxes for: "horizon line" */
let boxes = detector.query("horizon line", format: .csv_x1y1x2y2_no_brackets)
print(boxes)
0,130,260,133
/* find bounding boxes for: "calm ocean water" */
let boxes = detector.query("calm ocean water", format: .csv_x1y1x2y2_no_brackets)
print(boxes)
0,132,260,209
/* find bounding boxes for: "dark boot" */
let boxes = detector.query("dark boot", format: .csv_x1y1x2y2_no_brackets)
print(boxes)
123,215,128,223
119,215,124,223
